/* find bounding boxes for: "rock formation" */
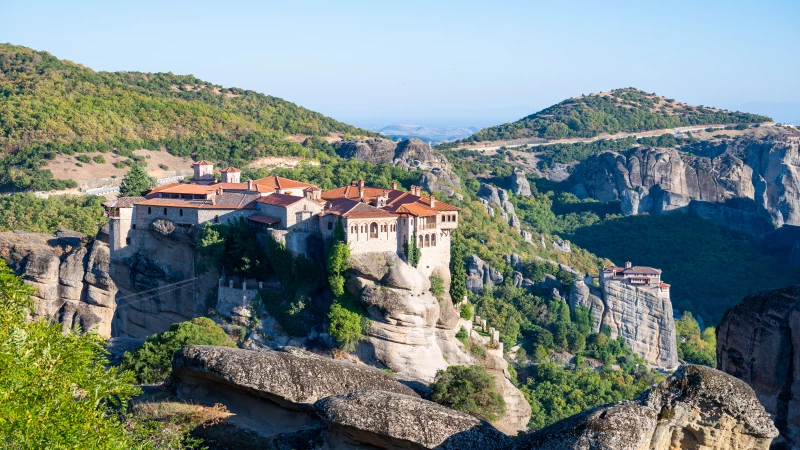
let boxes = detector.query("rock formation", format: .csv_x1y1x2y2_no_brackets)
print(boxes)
421,167,462,198
569,279,678,368
569,138,800,235
315,390,512,449
508,170,532,197
515,365,778,450
478,183,526,235
466,254,504,294
338,137,448,168
717,285,800,449
0,230,116,336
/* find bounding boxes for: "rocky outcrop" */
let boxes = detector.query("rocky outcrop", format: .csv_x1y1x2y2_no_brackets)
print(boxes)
568,279,678,368
569,138,800,234
173,345,418,409
0,230,116,336
421,167,462,198
717,285,800,449
315,390,511,449
515,365,778,450
479,183,526,234
508,171,532,197
338,138,448,168
466,254,504,294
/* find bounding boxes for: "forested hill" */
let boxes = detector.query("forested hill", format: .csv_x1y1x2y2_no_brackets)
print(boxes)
463,88,771,142
0,44,377,191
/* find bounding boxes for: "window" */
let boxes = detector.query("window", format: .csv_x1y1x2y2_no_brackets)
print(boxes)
214,215,219,223
131,224,136,229
328,222,333,230
431,234,437,246
163,208,167,215
147,207,151,214
370,222,378,239
381,224,387,232
125,237,131,245
424,234,430,247
179,209,183,217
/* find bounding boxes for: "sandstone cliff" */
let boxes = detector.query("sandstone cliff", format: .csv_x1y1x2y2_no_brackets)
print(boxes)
569,138,800,234
717,285,800,449
0,230,116,336
570,279,678,368
338,137,448,168
515,365,778,450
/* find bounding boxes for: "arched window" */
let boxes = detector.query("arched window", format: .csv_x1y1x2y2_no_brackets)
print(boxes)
431,234,437,246
179,209,183,217
381,224,387,232
418,235,423,247
370,222,378,239
424,234,430,247
147,207,152,214
163,208,167,215
351,225,357,234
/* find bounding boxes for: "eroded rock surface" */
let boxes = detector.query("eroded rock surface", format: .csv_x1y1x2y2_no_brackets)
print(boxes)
315,390,511,449
0,230,116,336
515,365,778,450
717,285,800,448
569,138,800,234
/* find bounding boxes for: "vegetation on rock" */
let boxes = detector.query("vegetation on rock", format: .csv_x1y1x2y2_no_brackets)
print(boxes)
430,365,506,421
120,317,236,383
0,193,107,236
675,312,716,367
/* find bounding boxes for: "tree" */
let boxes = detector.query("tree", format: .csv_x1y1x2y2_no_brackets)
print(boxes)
404,237,420,267
120,317,236,383
328,301,364,351
449,231,468,303
118,163,156,197
327,240,351,298
196,223,226,273
429,365,506,421
0,260,141,448
333,217,346,242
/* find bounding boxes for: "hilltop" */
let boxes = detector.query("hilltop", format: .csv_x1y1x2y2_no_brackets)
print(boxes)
0,44,377,191
462,88,771,143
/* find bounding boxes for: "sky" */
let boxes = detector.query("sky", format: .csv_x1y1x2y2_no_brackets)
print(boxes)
3,0,800,128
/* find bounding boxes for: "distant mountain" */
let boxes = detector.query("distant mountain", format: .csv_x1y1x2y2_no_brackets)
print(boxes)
0,43,377,190
376,124,481,144
463,88,772,143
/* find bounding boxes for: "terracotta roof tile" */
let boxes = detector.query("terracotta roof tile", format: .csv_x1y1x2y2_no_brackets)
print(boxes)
192,160,214,166
324,198,397,219
219,166,241,173
253,176,317,191
257,193,305,207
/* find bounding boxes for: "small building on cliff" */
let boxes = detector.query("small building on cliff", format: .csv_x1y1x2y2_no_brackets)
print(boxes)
600,261,670,298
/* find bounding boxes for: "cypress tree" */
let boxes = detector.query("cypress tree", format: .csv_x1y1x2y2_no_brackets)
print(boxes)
449,231,467,303
118,163,156,197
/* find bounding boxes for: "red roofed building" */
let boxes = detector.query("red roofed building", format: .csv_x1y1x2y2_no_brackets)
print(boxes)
601,261,670,297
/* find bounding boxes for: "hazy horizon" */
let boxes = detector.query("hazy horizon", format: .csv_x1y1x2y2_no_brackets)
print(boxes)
4,1,799,128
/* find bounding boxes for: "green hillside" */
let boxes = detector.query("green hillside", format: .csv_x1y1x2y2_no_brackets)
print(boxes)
0,43,376,191
464,88,770,142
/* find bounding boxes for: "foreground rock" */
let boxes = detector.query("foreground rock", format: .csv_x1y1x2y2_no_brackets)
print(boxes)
315,390,511,449
569,137,800,234
172,345,417,409
0,230,116,336
515,365,778,450
717,285,800,449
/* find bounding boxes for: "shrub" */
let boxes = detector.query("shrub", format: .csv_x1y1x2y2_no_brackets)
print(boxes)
76,154,91,163
120,317,236,383
328,301,366,351
429,365,506,421
158,164,169,170
460,302,474,320
93,155,106,164
430,275,445,301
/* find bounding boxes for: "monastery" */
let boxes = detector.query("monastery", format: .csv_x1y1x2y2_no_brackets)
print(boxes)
105,161,460,276
600,261,670,298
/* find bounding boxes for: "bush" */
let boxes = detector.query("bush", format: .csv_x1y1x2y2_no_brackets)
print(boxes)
460,302,474,320
430,275,445,301
429,365,506,421
158,164,169,170
328,301,366,351
120,317,236,383
76,154,91,164
93,154,106,164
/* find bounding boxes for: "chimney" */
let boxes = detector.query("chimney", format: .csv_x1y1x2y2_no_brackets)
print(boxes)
359,179,365,188
625,261,632,269
350,180,357,186
410,185,418,196
430,193,435,208
248,180,254,191
391,181,398,190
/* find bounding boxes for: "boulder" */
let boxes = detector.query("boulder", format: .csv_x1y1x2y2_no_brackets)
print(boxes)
717,285,800,448
515,365,778,450
421,167,461,197
172,345,418,410
315,390,511,449
466,254,504,294
509,171,532,197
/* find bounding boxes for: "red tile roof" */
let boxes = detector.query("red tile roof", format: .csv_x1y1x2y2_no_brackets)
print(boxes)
323,184,460,214
395,203,438,217
136,192,259,210
220,166,241,173
253,176,317,191
192,160,214,166
324,198,397,219
146,183,216,197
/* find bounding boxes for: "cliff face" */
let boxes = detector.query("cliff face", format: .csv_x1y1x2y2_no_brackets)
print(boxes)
346,252,530,435
110,218,219,338
338,137,448,168
0,230,116,336
569,138,800,234
717,285,800,449
570,279,678,368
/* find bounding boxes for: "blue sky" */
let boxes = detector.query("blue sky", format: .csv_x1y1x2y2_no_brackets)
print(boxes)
3,0,799,127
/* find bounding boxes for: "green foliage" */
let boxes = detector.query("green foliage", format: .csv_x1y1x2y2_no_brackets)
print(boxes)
0,193,107,235
460,302,474,320
449,231,468,303
118,163,156,197
567,213,800,323
465,88,770,143
429,365,506,421
76,154,92,164
675,312,716,367
430,275,445,301
404,237,420,267
196,217,268,278
93,154,107,164
327,241,351,298
328,299,367,351
120,317,236,383
520,362,662,430
0,259,143,448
